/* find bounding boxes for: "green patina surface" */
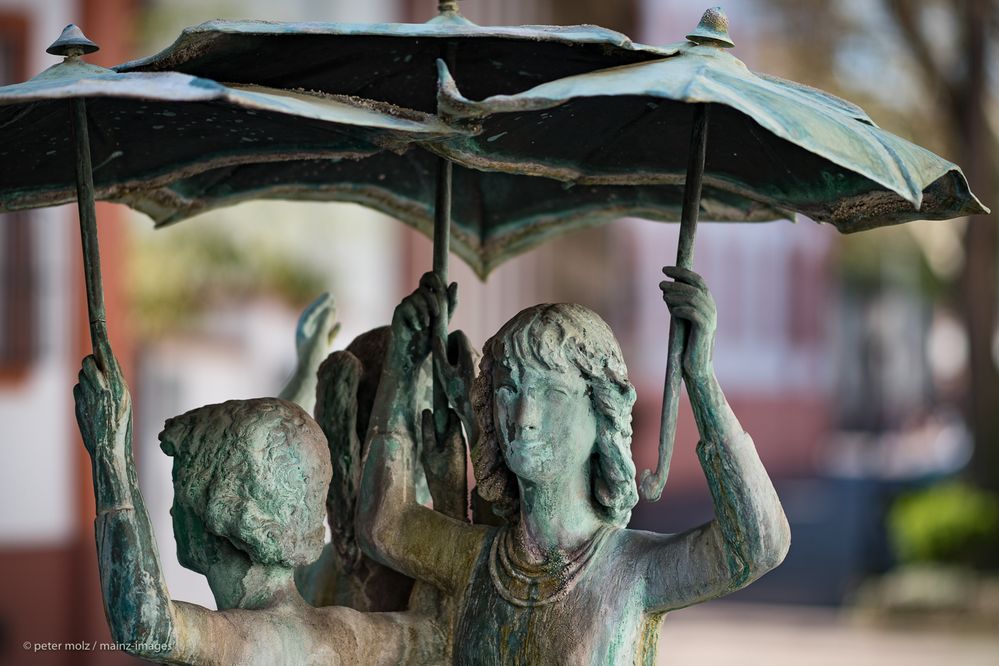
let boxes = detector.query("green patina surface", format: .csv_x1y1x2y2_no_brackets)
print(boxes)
354,270,791,664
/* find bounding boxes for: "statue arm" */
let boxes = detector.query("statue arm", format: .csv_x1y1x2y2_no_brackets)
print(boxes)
642,373,790,613
279,292,339,413
75,350,216,664
642,268,789,613
358,274,486,593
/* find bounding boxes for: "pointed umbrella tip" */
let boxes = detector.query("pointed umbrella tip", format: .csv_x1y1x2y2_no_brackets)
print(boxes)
437,0,461,15
46,24,99,57
686,7,735,48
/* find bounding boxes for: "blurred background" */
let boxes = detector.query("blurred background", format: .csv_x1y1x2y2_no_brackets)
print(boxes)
0,0,996,664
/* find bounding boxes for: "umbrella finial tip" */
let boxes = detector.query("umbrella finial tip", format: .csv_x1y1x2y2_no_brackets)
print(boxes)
437,0,460,15
686,7,735,48
46,24,100,58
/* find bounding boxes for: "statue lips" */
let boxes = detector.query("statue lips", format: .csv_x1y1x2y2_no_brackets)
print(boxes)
504,438,557,478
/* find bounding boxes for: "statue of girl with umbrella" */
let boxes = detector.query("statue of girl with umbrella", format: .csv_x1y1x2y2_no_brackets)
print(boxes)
358,268,791,665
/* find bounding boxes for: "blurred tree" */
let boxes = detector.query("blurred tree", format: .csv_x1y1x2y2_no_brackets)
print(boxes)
129,223,327,338
758,0,998,488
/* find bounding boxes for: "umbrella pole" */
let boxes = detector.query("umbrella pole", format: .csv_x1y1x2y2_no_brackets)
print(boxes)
640,103,710,502
431,41,459,441
69,97,111,370
432,156,453,439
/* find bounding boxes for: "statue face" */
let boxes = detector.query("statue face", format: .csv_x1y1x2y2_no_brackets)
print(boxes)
493,363,597,484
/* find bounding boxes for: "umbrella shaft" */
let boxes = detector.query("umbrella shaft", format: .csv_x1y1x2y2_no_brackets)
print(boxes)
71,98,109,363
432,157,453,436
641,103,711,503
677,104,709,268
433,158,452,281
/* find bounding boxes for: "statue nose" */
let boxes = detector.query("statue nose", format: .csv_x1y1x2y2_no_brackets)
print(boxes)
513,391,542,432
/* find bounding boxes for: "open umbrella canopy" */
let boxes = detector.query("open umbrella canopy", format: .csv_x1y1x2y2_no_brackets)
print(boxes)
114,1,673,113
115,148,785,278
432,39,988,232
0,37,454,212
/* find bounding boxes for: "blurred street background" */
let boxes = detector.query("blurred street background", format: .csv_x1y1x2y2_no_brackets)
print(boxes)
0,0,996,664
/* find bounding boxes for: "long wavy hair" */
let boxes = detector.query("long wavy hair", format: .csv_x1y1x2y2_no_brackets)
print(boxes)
471,303,638,527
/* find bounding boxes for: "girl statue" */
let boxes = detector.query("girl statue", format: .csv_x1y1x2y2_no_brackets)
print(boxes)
359,268,790,665
73,296,442,665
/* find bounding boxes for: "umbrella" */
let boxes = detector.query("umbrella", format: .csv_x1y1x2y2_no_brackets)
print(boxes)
430,7,988,501
113,0,674,439
113,149,786,278
115,1,672,114
0,25,455,366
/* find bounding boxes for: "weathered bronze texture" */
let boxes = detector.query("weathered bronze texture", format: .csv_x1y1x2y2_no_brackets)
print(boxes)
113,149,783,278
114,8,672,113
433,31,988,231
30,4,992,665
74,302,446,664
359,272,790,664
0,31,455,214
644,103,711,502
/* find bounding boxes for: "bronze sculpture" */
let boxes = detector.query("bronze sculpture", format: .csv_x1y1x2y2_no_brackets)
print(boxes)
358,270,790,664
4,3,984,664
73,322,444,663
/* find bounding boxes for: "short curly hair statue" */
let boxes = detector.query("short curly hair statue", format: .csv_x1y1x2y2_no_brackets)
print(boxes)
159,398,332,568
471,303,639,527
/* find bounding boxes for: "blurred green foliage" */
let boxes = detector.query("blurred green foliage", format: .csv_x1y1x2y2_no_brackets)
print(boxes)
129,224,326,338
889,482,999,570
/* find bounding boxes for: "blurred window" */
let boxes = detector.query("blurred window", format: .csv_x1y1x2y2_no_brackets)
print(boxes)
0,13,37,381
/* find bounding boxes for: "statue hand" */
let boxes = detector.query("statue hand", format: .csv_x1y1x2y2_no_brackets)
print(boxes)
295,292,340,371
73,344,131,458
419,407,467,520
389,272,457,373
432,330,477,432
660,266,717,385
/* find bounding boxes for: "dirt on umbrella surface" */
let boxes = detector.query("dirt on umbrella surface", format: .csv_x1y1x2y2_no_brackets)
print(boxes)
656,603,999,666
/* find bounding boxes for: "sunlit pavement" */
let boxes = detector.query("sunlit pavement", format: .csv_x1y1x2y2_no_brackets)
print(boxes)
657,603,999,666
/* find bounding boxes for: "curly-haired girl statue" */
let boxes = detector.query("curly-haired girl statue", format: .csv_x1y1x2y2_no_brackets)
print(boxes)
359,269,791,665
73,296,442,666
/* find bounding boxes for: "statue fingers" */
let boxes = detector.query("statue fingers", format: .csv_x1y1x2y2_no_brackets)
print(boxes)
667,304,709,329
662,266,708,291
659,280,699,301
81,354,108,391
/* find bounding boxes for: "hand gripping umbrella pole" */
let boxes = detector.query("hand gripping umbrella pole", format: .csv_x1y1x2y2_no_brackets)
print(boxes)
639,103,710,503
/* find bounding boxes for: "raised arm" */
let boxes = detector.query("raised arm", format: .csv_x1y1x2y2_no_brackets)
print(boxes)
279,292,339,413
358,273,487,593
642,267,790,613
74,342,181,663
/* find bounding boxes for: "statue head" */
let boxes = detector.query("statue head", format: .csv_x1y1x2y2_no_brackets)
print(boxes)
159,398,331,574
471,303,638,527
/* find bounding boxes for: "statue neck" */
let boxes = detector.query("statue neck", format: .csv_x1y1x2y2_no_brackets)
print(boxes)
206,553,299,611
514,462,604,564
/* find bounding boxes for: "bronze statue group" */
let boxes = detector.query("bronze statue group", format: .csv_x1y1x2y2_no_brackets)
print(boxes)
74,267,789,665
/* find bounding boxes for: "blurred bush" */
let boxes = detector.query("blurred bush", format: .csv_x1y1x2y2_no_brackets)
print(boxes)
129,223,327,338
889,482,999,570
